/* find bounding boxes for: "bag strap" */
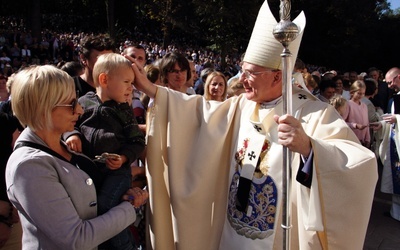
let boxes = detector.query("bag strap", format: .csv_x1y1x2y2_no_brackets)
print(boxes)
14,141,70,164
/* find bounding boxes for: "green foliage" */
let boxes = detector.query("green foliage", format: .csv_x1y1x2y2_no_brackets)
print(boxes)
0,0,399,71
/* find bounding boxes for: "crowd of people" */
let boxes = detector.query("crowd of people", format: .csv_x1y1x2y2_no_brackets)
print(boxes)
0,1,398,249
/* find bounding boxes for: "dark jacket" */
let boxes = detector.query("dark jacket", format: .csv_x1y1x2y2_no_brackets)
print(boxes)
70,92,145,172
0,100,23,201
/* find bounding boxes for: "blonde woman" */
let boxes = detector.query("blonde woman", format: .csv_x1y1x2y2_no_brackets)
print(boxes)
6,65,148,250
203,71,227,101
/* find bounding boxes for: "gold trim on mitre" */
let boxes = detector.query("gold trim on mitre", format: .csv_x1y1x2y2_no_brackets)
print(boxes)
243,1,306,70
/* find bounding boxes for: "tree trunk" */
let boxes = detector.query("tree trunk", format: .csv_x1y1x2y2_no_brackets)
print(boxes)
162,0,172,49
106,0,115,39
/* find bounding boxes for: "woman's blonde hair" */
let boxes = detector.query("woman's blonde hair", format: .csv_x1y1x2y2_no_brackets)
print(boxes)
11,65,75,131
203,71,227,101
92,53,133,87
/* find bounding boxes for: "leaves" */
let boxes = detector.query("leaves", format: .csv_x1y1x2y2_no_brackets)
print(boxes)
0,0,399,72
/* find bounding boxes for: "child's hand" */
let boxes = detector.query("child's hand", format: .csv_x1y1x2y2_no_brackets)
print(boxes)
105,158,122,170
355,124,368,130
105,154,127,170
66,135,82,153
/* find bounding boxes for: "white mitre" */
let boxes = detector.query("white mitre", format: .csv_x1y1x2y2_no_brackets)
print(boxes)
244,0,306,70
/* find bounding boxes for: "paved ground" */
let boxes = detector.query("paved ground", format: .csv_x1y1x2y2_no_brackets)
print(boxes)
363,161,400,249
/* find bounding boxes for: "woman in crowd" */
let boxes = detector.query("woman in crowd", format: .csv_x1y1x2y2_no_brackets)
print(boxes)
0,74,8,102
362,77,382,151
5,65,148,250
203,71,227,102
159,52,191,93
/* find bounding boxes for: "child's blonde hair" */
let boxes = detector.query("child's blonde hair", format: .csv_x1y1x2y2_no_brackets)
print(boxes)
93,53,133,87
349,80,366,94
329,95,347,111
226,78,244,98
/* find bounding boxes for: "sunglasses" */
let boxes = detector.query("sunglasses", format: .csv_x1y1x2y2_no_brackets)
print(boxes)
55,98,78,114
168,69,186,74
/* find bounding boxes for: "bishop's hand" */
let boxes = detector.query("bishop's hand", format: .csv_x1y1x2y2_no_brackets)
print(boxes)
123,54,157,99
273,114,311,157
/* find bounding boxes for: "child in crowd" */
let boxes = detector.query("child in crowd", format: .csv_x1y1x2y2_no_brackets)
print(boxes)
65,53,145,250
344,80,370,148
226,77,245,98
329,95,348,119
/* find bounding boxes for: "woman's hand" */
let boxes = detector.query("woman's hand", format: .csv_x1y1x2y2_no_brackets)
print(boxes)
122,187,149,208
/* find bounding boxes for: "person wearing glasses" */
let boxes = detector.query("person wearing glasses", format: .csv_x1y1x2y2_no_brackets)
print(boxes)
127,2,377,250
5,65,148,250
371,67,400,222
369,67,394,113
65,53,145,250
159,52,191,93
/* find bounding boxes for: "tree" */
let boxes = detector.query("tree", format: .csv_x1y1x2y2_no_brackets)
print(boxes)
106,0,115,39
0,0,399,72
288,0,393,72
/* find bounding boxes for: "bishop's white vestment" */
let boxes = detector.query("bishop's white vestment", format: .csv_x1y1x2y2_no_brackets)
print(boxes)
145,86,377,250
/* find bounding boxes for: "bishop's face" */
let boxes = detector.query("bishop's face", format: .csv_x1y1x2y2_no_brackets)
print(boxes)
239,62,282,103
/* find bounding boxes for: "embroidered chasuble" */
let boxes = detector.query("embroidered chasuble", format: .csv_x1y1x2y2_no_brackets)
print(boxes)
146,86,377,250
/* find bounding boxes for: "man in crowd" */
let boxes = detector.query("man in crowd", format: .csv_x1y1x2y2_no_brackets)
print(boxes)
75,34,115,97
317,79,336,103
376,67,400,222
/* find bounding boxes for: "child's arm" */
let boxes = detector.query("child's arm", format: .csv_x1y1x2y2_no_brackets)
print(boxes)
111,101,146,167
65,134,82,153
